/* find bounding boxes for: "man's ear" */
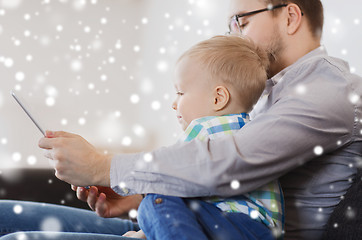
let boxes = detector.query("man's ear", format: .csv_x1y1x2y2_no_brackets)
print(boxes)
213,86,230,111
285,3,303,35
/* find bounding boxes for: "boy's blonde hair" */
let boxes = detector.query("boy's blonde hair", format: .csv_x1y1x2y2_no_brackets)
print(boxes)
178,35,269,112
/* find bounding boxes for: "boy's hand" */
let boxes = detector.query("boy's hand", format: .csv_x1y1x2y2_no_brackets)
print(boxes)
71,185,143,218
38,131,112,187
123,230,146,239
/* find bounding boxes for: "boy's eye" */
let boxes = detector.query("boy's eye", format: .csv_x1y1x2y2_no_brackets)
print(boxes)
176,91,184,96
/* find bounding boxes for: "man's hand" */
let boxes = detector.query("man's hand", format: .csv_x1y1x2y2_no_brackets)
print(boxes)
72,185,143,218
39,131,112,187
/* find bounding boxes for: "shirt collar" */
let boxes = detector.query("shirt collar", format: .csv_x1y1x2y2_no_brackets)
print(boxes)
270,45,328,85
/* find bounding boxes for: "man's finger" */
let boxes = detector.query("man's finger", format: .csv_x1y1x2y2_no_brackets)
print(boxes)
38,137,58,149
47,130,76,138
43,150,53,160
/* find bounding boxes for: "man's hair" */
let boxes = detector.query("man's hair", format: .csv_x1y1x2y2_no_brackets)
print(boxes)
178,35,269,112
262,0,324,38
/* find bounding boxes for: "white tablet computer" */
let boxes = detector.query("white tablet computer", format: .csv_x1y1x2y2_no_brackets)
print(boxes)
11,91,45,136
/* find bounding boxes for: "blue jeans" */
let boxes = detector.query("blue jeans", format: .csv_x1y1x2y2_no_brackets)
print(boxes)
0,200,140,240
138,194,275,240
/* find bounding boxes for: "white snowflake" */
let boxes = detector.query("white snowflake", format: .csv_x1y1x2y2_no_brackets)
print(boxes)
118,181,126,188
128,209,138,219
140,79,154,94
12,152,22,162
115,40,122,49
100,74,107,81
114,111,121,117
73,0,87,11
1,138,7,145
88,83,95,90
346,206,356,219
13,204,23,214
108,56,115,63
78,117,86,125
141,17,148,24
143,152,153,162
122,136,132,146
314,146,324,156
295,84,307,95
1,0,23,9
4,58,14,68
349,93,360,104
83,25,91,33
157,61,168,72
133,124,145,137
27,155,37,165
25,54,33,61
24,30,31,37
56,25,63,32
40,216,62,232
250,210,259,219
133,45,140,52
45,97,55,106
151,101,161,110
100,18,107,24
130,94,140,104
189,200,200,211
15,232,27,240
71,59,82,72
230,180,240,190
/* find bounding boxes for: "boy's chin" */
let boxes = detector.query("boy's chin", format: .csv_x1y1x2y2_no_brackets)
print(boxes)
180,121,189,131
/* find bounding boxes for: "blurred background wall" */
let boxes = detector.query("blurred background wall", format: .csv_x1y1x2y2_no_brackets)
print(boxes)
0,0,361,173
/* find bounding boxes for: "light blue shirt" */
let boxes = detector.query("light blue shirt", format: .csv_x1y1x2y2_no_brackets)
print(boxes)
111,46,362,240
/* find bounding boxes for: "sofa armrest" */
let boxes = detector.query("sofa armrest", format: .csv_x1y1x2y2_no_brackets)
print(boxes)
0,168,89,209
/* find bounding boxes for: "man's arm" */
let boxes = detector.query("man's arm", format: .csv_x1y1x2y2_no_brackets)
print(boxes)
38,61,358,197
111,80,354,197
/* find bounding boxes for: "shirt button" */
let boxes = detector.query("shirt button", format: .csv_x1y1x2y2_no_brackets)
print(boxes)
155,198,163,204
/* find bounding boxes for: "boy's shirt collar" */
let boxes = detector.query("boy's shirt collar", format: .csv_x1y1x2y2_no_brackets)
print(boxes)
180,113,250,142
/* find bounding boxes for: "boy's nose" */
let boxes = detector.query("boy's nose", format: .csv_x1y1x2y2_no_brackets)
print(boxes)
172,101,177,110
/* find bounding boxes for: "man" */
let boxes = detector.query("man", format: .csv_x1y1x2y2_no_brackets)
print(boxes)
34,0,362,239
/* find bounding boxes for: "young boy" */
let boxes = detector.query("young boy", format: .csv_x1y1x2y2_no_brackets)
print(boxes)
128,35,284,240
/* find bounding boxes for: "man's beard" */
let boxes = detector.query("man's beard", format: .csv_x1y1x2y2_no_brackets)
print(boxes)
265,27,285,77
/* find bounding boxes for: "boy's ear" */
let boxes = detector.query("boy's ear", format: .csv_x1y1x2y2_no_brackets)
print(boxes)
213,86,230,111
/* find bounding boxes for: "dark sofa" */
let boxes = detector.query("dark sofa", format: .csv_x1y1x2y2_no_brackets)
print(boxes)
0,168,88,210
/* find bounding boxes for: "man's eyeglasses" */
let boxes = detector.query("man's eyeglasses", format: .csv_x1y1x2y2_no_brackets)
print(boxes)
228,4,289,35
